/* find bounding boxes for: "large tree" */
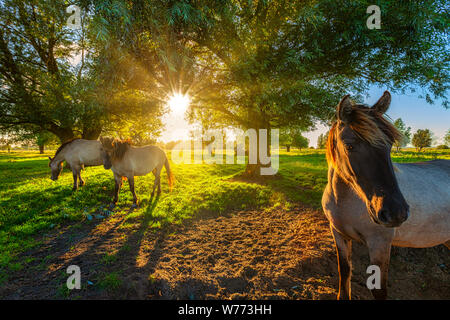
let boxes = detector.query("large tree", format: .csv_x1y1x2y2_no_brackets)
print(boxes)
0,0,95,142
412,129,433,152
0,0,164,143
89,0,449,176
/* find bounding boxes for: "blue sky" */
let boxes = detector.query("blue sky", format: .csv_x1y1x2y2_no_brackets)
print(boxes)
161,86,449,146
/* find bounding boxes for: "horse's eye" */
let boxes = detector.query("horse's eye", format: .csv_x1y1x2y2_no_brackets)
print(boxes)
345,143,354,151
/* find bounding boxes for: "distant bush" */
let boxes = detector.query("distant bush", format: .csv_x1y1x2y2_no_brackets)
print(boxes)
412,129,432,152
436,145,449,149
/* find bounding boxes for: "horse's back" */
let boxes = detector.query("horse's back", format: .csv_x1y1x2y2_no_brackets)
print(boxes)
65,139,103,166
131,145,166,161
394,160,450,206
126,145,167,176
322,161,450,248
393,160,450,247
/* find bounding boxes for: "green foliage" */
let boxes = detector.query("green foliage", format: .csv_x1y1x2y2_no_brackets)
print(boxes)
292,133,309,150
393,118,411,151
2,0,448,172
0,1,164,142
280,127,308,151
98,272,122,291
0,1,94,141
412,129,433,152
316,131,330,149
87,0,448,175
444,129,450,147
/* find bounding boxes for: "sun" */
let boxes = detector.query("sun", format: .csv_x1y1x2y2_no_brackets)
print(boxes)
167,93,190,114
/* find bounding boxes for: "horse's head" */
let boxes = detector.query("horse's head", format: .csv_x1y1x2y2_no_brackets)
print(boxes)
327,91,409,227
99,137,131,168
99,137,113,169
48,157,63,181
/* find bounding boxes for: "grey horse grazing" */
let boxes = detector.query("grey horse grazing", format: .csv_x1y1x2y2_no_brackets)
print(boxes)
322,91,450,300
49,139,104,191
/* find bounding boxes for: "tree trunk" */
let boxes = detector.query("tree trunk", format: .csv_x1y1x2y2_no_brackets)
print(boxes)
39,144,44,154
244,125,272,178
286,145,290,152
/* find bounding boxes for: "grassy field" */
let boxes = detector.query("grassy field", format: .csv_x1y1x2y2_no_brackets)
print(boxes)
0,148,449,288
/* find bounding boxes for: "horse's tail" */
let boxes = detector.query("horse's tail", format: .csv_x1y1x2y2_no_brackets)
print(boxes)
164,156,174,191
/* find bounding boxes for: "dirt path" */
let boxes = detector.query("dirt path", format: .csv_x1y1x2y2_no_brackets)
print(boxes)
1,205,449,299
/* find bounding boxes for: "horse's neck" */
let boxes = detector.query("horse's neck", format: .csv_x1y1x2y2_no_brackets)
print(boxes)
327,165,359,201
53,148,67,162
328,166,346,191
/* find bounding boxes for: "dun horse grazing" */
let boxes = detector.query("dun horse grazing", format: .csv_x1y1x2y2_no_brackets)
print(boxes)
100,137,174,208
322,91,450,300
49,139,105,191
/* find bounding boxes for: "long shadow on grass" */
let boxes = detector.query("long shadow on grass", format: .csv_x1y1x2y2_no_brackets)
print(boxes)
52,195,169,299
32,195,167,299
0,208,124,299
113,196,168,276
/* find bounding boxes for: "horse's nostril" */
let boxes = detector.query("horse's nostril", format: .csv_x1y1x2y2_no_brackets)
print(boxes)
378,209,390,223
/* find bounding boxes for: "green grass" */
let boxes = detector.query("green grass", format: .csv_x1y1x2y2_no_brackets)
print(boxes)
97,272,122,291
0,147,449,285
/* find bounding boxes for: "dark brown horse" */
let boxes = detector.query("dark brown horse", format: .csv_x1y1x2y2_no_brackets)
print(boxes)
322,91,450,300
100,137,174,208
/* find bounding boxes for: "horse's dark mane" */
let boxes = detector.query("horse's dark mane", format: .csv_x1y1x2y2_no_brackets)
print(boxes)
111,138,132,160
50,138,80,163
326,104,402,168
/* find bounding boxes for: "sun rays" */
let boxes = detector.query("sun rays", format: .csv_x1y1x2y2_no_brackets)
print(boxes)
167,93,190,114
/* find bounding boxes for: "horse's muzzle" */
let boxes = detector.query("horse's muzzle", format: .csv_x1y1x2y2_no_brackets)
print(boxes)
377,205,409,228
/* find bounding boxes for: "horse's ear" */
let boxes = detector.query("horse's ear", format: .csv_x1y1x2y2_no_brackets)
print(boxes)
372,91,391,114
337,94,353,123
48,156,52,161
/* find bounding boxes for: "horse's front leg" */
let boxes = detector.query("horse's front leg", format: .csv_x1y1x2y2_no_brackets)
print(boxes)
331,226,352,300
111,173,122,208
72,166,80,191
367,238,392,300
128,176,139,207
